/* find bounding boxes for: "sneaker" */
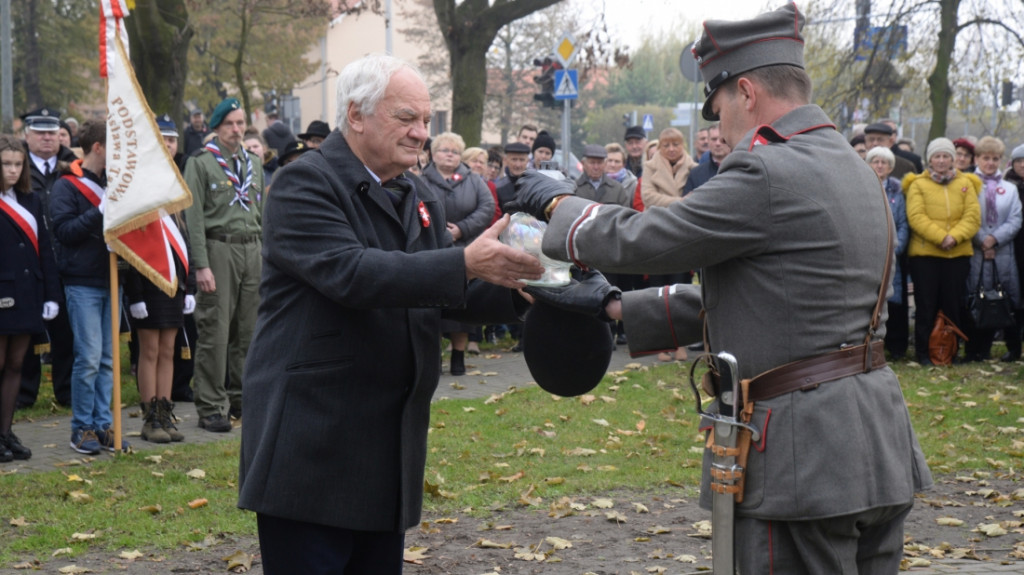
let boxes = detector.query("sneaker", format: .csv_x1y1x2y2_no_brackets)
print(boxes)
98,428,131,453
2,432,32,460
70,429,102,455
199,413,232,433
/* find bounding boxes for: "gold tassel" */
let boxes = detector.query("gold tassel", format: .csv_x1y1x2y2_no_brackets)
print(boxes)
180,346,191,360
34,342,51,354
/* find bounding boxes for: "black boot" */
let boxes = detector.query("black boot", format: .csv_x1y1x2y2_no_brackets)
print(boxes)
450,350,466,376
1,431,31,460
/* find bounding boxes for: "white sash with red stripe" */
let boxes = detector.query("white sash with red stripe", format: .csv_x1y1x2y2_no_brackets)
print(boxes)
64,174,105,208
0,190,39,255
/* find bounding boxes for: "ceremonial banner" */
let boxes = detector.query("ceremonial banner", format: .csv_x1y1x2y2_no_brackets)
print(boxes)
101,0,192,297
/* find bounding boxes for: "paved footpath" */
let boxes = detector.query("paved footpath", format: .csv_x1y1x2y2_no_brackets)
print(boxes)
3,347,1013,574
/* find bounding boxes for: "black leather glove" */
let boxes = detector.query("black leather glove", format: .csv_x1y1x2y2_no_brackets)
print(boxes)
506,170,575,221
524,270,622,322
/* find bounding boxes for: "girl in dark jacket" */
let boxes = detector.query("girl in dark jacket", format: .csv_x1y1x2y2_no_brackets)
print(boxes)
0,135,61,461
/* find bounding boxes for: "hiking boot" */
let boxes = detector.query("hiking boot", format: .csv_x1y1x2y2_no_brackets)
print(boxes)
1,431,32,460
199,413,232,433
70,429,102,455
98,428,131,453
140,398,171,444
158,398,184,442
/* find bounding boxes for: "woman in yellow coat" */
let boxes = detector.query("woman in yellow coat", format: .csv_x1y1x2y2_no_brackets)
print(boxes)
904,137,981,364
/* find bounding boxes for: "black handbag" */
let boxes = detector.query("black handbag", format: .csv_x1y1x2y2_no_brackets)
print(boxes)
968,259,1016,330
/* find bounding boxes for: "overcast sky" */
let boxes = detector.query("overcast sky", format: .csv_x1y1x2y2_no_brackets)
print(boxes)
601,0,775,43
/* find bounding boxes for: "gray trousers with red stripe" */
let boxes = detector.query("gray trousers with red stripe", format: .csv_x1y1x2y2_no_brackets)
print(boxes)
735,502,913,574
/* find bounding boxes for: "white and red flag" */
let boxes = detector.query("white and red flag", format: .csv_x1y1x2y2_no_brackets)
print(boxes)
101,0,192,297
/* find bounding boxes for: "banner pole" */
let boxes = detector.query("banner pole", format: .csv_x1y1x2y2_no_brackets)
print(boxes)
110,251,123,454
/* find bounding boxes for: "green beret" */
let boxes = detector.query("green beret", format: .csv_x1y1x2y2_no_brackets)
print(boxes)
209,98,241,129
693,2,806,121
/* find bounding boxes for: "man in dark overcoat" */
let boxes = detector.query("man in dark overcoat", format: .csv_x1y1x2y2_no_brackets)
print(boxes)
237,54,544,574
515,3,932,573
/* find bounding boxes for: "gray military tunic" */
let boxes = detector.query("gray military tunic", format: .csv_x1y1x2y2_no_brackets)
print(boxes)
542,105,932,521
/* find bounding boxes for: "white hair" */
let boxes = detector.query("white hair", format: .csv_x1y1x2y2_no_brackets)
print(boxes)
335,53,425,135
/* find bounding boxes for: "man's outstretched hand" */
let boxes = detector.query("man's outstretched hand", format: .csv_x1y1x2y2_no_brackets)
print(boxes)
465,215,545,288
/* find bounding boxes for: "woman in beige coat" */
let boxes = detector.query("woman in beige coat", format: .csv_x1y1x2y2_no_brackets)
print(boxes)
640,128,696,208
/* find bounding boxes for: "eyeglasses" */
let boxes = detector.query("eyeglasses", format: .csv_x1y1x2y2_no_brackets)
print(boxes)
435,148,460,155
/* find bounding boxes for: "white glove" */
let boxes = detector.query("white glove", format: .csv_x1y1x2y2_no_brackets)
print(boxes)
42,301,59,321
183,294,196,315
129,302,149,319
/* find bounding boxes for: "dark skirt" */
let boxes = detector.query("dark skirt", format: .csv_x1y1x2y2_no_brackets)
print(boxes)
131,280,185,330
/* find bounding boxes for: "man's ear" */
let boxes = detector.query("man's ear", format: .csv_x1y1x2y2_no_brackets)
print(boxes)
735,77,756,113
346,102,364,135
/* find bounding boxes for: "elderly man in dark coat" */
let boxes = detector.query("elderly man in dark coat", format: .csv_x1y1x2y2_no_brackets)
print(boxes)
237,54,543,574
514,4,932,573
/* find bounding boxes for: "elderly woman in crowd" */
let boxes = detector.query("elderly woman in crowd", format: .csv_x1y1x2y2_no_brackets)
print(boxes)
904,137,981,365
420,132,495,375
867,146,910,360
640,128,696,208
962,137,1022,362
953,137,976,174
462,146,500,225
639,128,696,361
1004,144,1024,361
605,143,638,197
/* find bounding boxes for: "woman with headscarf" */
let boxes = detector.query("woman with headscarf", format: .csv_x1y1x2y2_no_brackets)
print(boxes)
904,137,982,365
963,137,1022,362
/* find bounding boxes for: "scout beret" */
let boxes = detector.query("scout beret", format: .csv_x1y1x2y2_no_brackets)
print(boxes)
21,107,61,131
156,114,178,137
522,301,613,397
692,2,806,121
505,142,531,155
582,144,607,159
209,98,241,129
532,131,556,154
298,120,331,140
624,125,646,141
864,122,894,135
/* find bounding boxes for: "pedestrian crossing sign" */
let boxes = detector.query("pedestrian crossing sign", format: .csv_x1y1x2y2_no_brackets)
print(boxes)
553,70,579,100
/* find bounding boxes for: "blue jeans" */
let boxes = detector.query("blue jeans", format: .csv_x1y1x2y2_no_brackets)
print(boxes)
64,284,120,433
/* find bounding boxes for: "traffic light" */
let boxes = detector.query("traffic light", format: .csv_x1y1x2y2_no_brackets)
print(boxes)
622,113,630,128
533,56,562,108
1002,81,1015,107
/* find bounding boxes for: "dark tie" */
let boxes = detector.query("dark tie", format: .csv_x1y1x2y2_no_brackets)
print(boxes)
44,161,51,177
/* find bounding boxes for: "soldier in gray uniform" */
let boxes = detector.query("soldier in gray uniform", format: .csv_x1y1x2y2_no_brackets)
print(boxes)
514,3,932,572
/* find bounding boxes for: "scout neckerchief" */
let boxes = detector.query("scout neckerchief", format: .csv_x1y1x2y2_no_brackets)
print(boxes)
205,140,253,211
62,159,104,208
0,189,39,255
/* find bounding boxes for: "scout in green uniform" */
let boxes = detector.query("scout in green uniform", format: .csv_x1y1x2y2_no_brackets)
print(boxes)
183,98,265,432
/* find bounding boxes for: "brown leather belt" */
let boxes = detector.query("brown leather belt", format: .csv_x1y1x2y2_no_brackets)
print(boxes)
745,341,887,403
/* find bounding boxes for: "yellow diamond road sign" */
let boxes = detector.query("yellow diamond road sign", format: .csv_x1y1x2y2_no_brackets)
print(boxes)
554,32,579,68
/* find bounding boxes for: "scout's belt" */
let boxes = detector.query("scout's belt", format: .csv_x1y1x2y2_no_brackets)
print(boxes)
208,233,260,244
745,340,886,403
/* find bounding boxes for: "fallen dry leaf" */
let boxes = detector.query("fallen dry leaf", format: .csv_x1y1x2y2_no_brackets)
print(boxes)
222,549,253,572
592,498,614,509
52,548,73,557
647,525,672,534
138,504,162,515
546,536,572,549
935,517,965,526
633,502,649,513
57,566,92,574
403,546,431,565
185,468,206,479
975,523,1008,537
70,532,98,541
188,498,209,509
9,516,28,527
144,455,162,464
119,550,144,560
513,548,546,561
11,561,37,569
605,510,627,523
690,520,713,539
474,538,514,549
66,490,92,504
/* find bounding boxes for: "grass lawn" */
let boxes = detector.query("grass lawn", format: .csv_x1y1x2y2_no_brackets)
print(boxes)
1,343,1022,566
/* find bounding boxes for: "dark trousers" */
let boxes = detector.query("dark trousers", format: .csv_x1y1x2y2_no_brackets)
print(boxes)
909,256,970,361
257,513,405,575
884,301,909,357
18,304,74,408
736,503,913,574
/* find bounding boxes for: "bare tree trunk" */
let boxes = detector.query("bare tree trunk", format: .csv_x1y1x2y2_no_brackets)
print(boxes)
927,0,960,141
234,3,253,118
125,0,193,129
